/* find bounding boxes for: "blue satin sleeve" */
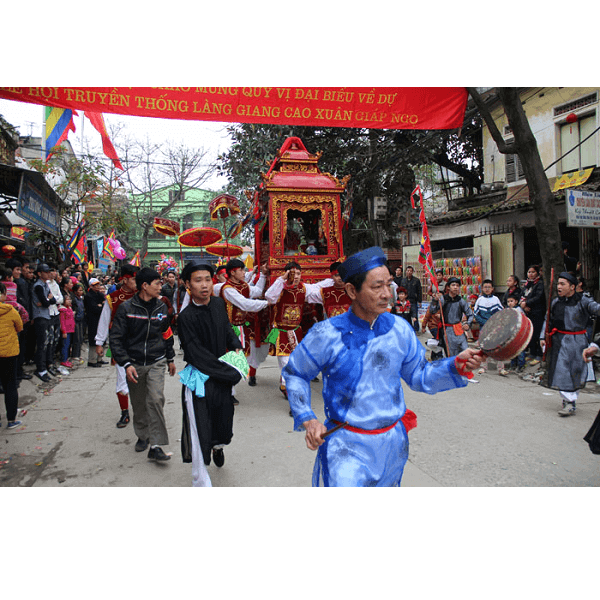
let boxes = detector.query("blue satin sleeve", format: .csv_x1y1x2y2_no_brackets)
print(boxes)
284,312,467,433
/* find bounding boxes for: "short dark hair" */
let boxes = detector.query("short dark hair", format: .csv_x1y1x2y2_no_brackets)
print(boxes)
482,279,494,286
406,265,414,271
226,258,245,275
181,261,214,283
0,283,6,295
6,258,23,270
330,261,342,273
284,261,301,272
1,269,13,281
136,267,160,289
119,264,139,280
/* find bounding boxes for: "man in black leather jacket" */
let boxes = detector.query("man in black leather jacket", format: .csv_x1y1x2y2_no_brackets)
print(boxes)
110,267,176,462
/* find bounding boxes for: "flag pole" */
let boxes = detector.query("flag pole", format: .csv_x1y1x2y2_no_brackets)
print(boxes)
41,106,46,161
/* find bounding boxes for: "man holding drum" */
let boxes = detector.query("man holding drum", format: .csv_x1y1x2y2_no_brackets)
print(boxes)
283,246,483,487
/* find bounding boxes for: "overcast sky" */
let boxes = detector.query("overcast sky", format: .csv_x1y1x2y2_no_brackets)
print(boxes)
0,98,233,191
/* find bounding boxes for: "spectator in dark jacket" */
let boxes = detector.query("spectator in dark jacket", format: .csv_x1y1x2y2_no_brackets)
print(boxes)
109,267,176,462
520,265,546,364
84,278,106,368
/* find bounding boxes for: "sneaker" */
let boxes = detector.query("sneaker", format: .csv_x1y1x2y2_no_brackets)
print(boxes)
34,371,52,383
135,438,149,452
58,366,70,376
467,378,479,384
499,369,510,377
248,375,257,387
18,372,33,380
116,410,130,428
558,402,576,417
60,361,73,368
212,448,225,467
48,365,60,376
7,420,22,430
148,446,171,461
528,359,540,366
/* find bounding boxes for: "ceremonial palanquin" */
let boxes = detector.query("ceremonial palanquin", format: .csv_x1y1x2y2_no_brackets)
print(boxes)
253,137,349,284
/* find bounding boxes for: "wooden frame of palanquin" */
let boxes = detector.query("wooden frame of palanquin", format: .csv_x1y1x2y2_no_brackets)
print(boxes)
254,138,348,284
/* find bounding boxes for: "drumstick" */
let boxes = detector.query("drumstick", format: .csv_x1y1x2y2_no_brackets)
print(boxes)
322,421,349,438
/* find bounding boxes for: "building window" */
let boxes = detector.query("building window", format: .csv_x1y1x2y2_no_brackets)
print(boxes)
559,113,597,173
504,138,525,183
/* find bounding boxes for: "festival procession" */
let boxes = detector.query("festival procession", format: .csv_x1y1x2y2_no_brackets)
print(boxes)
1,87,600,487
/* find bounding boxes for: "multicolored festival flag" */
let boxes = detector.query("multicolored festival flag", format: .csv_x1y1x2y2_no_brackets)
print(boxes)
44,106,76,161
71,234,87,264
84,111,124,170
129,251,141,267
103,230,116,260
66,218,86,255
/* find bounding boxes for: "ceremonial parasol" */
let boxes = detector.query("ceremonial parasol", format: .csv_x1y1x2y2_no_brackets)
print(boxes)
178,227,223,257
209,194,240,220
205,242,243,258
153,217,180,237
153,217,182,267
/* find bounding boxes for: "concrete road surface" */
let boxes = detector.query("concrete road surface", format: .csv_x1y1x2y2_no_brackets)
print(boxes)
1,344,599,487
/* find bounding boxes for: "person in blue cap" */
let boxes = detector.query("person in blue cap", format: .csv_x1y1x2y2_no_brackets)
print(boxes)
283,246,483,486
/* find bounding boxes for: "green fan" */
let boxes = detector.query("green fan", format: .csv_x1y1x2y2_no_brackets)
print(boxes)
218,351,249,379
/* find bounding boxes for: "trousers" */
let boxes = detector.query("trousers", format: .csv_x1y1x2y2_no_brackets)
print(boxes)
127,359,169,446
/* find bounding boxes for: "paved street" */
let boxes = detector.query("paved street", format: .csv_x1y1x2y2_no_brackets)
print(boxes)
1,339,599,487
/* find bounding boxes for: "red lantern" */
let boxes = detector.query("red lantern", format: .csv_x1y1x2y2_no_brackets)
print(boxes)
2,245,16,256
566,112,578,124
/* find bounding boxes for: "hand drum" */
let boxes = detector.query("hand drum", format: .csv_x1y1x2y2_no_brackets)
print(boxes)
478,309,533,361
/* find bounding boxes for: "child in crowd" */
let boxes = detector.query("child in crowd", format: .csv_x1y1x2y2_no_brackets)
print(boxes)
71,284,85,364
506,296,527,373
392,286,412,324
474,279,508,376
467,294,480,341
0,269,29,324
59,295,76,368
0,283,24,429
421,293,446,360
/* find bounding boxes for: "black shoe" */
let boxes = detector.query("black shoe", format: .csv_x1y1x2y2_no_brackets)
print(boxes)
34,371,52,383
135,438,149,452
87,362,100,368
248,375,257,386
212,448,225,467
98,360,108,365
116,410,130,428
18,373,33,381
48,366,60,376
148,446,171,461
232,397,239,406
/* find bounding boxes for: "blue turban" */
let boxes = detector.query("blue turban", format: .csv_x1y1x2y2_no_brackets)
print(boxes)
338,246,386,282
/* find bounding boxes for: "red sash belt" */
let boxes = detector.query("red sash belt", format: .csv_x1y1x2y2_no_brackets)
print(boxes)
548,328,586,336
332,419,400,435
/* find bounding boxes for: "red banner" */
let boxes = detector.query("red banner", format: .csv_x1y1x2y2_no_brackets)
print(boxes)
0,87,468,130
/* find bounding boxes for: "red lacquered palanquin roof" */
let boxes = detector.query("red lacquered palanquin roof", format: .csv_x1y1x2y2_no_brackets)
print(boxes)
261,136,349,192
